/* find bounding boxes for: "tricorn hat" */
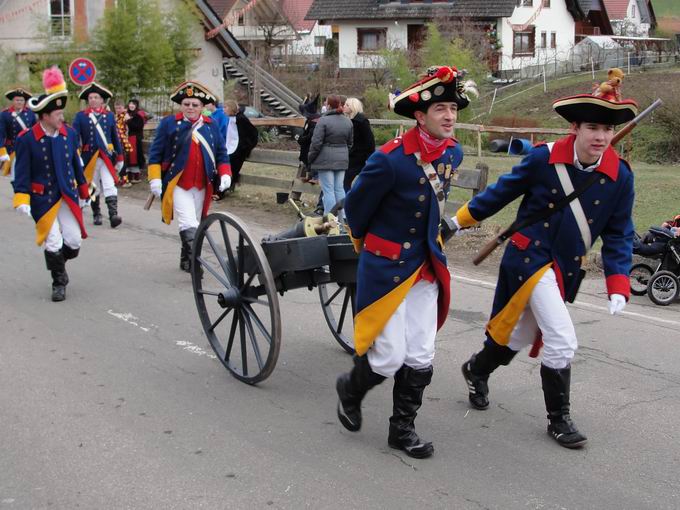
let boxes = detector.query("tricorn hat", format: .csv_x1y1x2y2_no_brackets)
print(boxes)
390,66,476,119
553,94,638,126
28,67,68,115
170,81,216,105
5,87,32,101
78,81,113,101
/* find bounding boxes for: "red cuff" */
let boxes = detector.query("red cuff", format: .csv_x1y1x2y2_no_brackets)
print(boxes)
218,163,232,177
78,183,90,199
116,155,124,163
606,274,630,300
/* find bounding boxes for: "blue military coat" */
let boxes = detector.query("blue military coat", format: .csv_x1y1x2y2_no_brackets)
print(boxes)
346,126,463,355
72,108,123,184
456,134,634,346
13,123,89,245
148,113,230,225
0,107,37,175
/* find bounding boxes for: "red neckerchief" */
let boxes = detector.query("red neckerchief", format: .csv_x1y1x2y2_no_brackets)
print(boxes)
416,126,452,163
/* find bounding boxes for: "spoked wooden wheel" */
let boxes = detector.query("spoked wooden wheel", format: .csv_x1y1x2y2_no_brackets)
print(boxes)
318,282,355,354
192,212,281,384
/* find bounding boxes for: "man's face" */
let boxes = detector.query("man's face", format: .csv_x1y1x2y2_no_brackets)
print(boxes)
88,92,104,109
181,98,203,120
12,96,26,110
571,122,615,164
114,104,125,115
41,109,64,131
414,102,458,140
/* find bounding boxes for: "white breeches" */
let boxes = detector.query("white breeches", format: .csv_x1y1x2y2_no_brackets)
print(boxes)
93,158,117,198
173,186,205,232
44,201,82,252
507,268,578,369
368,280,439,377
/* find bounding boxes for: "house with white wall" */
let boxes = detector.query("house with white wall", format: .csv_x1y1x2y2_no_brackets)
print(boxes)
0,0,245,100
305,0,612,77
603,0,656,37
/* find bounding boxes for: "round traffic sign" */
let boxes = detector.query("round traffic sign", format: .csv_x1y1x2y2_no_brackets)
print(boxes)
68,58,97,86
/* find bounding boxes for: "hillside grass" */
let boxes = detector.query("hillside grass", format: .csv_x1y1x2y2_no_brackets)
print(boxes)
653,0,680,17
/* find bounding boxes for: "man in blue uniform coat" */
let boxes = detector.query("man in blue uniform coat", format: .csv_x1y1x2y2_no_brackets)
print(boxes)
147,81,231,273
72,82,124,228
13,67,90,302
336,66,474,459
0,87,37,182
454,83,638,448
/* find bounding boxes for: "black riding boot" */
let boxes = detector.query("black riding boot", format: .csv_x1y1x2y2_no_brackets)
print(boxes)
179,228,196,273
462,340,517,410
105,196,122,228
336,355,386,432
62,244,80,261
44,250,68,302
91,198,103,225
388,365,434,458
541,364,588,449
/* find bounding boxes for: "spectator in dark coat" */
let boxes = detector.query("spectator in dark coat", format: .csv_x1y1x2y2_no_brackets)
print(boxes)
342,97,375,191
125,98,146,183
308,95,353,220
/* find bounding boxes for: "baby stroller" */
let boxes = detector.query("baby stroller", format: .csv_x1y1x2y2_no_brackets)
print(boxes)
630,227,680,305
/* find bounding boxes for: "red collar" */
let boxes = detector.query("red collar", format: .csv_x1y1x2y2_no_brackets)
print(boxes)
84,107,107,115
548,134,619,181
401,126,456,159
32,123,68,140
174,113,212,124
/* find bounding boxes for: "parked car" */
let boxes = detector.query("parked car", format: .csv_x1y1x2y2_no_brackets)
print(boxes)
240,105,304,141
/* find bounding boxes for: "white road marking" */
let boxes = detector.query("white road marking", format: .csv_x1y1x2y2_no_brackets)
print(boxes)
107,310,151,332
450,273,680,328
175,341,217,359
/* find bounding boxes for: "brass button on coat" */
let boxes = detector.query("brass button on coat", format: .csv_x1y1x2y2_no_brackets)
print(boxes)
403,242,411,249
419,177,426,184
418,195,425,202
409,228,416,234
393,276,401,283
415,212,422,218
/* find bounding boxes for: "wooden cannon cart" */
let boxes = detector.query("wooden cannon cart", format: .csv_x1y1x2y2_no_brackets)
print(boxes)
190,210,358,384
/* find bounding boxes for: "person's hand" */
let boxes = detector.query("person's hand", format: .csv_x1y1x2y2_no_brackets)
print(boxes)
218,174,232,192
0,153,9,163
150,179,162,198
115,161,124,173
451,215,467,236
608,294,626,315
124,113,131,121
79,198,91,208
15,204,31,217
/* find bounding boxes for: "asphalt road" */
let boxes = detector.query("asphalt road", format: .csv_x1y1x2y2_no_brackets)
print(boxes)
1,182,679,510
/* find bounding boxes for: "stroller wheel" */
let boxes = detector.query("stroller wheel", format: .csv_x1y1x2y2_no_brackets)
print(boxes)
630,263,654,296
647,270,679,306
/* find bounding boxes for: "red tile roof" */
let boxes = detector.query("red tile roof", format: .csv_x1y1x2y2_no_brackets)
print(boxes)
281,0,316,32
602,0,630,19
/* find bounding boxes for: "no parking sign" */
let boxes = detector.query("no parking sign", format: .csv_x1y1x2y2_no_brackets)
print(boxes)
68,58,97,86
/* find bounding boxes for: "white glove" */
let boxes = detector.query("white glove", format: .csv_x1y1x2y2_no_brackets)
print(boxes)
150,179,162,198
451,215,467,236
0,153,9,163
16,204,31,217
115,161,124,173
79,198,91,208
218,174,232,192
608,294,626,315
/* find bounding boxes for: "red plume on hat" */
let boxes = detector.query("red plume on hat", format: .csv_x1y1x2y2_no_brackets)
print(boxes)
43,66,67,95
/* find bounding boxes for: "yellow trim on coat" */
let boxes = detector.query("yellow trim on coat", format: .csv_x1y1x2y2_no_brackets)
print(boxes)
13,192,30,208
0,147,7,158
161,172,182,225
456,201,479,228
84,149,99,182
345,225,363,254
1,152,14,176
147,163,161,181
35,199,61,246
353,265,422,356
486,263,552,345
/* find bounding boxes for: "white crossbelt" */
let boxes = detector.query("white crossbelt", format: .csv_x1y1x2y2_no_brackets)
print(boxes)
547,142,592,250
414,151,445,219
192,126,215,167
88,112,112,154
12,111,28,131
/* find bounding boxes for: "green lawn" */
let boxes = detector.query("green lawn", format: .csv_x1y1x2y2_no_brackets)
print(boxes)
653,0,680,17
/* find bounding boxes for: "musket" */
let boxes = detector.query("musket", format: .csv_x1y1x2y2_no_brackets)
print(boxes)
471,98,663,266
143,193,155,210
